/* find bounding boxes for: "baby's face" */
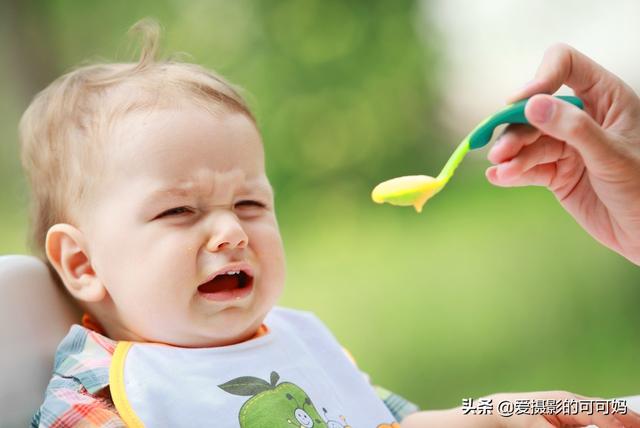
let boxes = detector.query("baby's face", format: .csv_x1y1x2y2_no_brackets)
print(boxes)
79,106,285,347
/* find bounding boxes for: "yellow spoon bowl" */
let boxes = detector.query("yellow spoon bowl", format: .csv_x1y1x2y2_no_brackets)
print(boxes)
371,175,444,213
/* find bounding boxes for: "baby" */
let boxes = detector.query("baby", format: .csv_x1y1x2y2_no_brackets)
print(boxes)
23,21,637,428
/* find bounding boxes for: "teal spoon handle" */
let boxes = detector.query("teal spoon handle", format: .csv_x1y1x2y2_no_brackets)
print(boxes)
468,95,584,149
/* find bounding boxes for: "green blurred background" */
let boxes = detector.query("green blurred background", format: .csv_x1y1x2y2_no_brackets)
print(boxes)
1,0,639,411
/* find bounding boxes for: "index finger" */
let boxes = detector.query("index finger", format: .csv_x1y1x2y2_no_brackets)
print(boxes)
507,43,624,104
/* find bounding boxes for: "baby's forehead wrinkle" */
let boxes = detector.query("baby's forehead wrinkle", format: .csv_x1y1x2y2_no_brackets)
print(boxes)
147,169,271,202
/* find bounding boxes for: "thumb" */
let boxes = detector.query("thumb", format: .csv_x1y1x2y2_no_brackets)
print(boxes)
525,94,611,167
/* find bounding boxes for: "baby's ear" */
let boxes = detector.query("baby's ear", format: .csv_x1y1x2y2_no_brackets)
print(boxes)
45,224,106,303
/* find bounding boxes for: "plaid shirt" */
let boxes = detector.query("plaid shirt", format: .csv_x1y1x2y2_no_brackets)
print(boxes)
32,324,418,427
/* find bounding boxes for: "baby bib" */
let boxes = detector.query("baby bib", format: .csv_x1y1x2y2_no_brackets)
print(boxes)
109,307,398,428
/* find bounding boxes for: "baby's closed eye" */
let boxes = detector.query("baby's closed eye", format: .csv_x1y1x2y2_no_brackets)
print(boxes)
234,200,266,208
155,206,194,218
153,201,267,221
234,200,268,217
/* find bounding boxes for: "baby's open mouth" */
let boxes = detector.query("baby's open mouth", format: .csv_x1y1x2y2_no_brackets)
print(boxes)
197,270,253,296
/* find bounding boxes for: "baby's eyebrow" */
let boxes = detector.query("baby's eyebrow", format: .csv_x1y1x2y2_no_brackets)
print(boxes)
144,186,193,203
237,181,273,195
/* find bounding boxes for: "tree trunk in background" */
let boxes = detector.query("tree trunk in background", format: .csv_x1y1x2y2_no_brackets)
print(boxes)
0,0,60,226
1,0,59,105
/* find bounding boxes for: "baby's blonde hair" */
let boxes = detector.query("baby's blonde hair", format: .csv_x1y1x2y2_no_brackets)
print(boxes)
19,19,255,280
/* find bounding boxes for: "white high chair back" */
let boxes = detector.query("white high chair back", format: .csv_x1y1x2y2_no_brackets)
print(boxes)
0,255,79,427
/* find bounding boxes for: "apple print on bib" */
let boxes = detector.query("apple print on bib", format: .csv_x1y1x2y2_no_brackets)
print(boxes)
219,371,400,428
219,371,327,427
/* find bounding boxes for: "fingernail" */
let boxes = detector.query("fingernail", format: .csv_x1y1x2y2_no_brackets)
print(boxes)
528,97,555,123
487,143,502,164
486,166,498,182
493,136,505,150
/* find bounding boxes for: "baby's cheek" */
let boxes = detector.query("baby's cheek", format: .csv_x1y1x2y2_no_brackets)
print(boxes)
244,221,284,280
250,222,284,259
118,273,186,332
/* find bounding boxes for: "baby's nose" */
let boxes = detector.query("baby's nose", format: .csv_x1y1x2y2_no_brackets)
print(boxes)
205,214,249,252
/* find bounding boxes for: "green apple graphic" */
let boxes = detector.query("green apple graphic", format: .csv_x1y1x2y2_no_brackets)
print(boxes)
218,371,328,428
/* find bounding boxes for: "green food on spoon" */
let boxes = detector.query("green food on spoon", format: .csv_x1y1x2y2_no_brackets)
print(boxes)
371,95,584,212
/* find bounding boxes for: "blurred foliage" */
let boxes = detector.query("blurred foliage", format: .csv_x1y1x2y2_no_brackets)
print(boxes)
1,0,639,413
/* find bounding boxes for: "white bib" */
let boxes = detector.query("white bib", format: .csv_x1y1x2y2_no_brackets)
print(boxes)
109,307,398,428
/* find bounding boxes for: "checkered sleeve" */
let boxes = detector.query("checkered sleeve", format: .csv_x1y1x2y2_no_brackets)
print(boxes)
31,374,124,428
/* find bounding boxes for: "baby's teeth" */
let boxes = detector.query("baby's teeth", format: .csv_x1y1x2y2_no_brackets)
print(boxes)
226,270,240,275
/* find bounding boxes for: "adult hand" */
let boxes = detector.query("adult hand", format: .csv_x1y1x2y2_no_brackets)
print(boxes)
400,391,640,428
489,391,640,428
486,43,640,265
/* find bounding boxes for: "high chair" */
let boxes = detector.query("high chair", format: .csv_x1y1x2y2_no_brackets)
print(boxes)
0,255,80,427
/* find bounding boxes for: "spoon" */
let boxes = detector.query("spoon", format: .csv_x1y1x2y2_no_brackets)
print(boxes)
371,95,584,212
